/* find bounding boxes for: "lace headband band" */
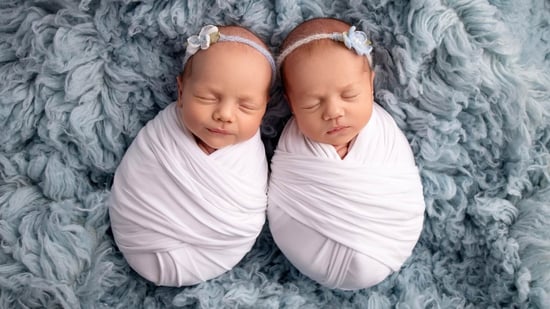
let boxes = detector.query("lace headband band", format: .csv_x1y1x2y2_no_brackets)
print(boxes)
276,26,373,69
183,25,276,81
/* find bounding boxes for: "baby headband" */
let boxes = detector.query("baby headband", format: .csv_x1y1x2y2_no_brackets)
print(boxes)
183,25,276,80
277,26,373,69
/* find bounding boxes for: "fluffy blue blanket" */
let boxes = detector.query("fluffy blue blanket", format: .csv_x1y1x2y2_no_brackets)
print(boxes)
1,0,549,308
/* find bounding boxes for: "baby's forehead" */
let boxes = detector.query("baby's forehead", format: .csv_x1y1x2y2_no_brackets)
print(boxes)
281,41,369,76
189,45,273,83
182,25,274,79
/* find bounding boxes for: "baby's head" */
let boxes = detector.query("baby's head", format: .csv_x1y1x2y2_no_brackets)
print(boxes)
178,25,275,154
278,18,375,155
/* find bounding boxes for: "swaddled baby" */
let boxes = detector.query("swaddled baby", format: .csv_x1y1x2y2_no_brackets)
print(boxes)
109,25,276,286
268,18,425,290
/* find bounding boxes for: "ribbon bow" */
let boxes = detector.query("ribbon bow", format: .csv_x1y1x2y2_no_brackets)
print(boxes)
186,25,221,56
342,26,373,56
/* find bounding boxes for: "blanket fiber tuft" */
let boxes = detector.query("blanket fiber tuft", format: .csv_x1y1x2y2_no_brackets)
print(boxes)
1,0,549,308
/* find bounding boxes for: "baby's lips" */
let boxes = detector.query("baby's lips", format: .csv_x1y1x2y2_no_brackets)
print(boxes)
208,128,231,135
327,125,349,134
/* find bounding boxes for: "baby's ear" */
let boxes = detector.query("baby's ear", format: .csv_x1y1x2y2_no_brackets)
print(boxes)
284,93,294,113
178,74,187,93
176,74,185,107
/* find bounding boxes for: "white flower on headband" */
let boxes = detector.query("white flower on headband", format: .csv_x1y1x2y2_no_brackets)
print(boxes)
342,26,372,56
186,25,220,55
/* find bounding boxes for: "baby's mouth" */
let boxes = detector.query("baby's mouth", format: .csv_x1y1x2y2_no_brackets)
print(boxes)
207,128,230,135
327,126,349,134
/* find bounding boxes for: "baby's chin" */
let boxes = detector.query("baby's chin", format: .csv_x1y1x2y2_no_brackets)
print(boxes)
196,136,246,154
193,135,230,154
196,139,218,154
311,138,356,156
310,133,358,149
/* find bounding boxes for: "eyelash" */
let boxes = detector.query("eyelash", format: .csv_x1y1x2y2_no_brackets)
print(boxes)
239,103,256,111
196,95,217,103
302,94,357,109
342,93,359,100
303,103,320,110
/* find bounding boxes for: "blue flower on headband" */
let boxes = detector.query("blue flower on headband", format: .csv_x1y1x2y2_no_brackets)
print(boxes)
342,26,373,56
186,25,220,56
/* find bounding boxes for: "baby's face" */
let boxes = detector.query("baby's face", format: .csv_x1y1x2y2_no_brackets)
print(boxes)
178,44,271,153
284,44,375,150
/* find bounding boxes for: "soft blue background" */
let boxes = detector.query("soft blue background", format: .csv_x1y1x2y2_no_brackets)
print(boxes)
1,0,549,308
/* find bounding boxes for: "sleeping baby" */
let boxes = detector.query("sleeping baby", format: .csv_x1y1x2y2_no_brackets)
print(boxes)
268,18,426,290
109,25,276,286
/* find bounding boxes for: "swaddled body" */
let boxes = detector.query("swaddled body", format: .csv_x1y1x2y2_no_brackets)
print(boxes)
269,18,425,290
268,103,424,289
109,25,276,286
110,103,268,286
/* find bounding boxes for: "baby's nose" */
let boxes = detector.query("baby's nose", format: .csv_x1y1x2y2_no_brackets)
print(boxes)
213,102,236,122
322,100,344,120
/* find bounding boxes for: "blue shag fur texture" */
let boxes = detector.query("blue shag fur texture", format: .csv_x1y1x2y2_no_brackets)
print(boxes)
1,0,550,308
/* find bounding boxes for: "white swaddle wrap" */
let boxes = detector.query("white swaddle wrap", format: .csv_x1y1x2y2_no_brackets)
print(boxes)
268,103,425,290
109,102,268,286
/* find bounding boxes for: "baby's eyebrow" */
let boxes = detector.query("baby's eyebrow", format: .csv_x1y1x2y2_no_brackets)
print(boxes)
298,84,357,98
192,84,220,94
299,92,324,99
295,86,327,97
338,82,358,92
237,95,265,104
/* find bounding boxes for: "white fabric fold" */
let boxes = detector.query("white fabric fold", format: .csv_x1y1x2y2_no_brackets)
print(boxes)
109,102,268,286
268,103,425,289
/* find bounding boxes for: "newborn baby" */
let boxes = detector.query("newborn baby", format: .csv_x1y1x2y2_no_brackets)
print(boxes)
109,25,276,286
268,18,425,290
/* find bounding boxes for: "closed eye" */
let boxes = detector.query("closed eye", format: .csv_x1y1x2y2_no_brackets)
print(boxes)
239,103,260,111
302,102,321,110
341,93,359,100
195,95,217,103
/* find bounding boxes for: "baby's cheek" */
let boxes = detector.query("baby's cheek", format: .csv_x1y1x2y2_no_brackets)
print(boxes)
295,117,320,140
245,114,264,135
